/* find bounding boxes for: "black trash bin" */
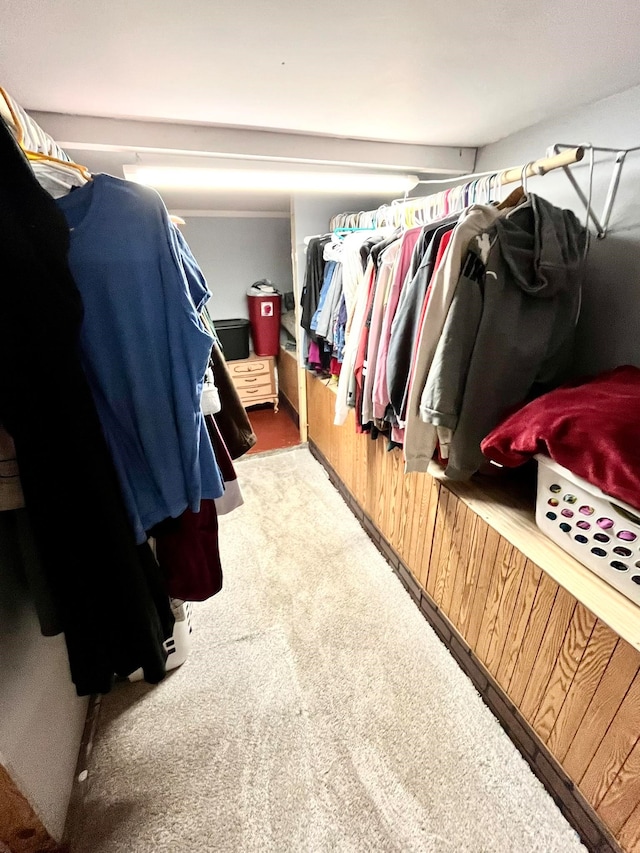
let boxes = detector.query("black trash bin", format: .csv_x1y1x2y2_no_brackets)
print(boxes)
215,318,250,361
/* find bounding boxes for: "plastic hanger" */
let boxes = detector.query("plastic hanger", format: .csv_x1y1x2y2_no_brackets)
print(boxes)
27,150,92,182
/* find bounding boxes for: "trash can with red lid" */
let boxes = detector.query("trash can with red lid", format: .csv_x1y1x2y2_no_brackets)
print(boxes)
247,280,282,357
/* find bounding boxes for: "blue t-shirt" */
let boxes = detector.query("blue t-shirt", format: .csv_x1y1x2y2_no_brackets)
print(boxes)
57,175,223,543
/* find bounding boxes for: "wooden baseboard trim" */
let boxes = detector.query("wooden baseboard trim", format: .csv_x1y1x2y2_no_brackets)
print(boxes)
308,438,623,853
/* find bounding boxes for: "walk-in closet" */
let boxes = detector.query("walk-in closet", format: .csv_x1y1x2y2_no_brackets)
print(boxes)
2,4,640,852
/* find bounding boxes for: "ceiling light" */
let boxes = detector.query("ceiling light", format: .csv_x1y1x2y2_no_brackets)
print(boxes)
123,165,419,194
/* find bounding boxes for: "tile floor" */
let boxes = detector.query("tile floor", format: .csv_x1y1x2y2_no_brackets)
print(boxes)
246,403,300,455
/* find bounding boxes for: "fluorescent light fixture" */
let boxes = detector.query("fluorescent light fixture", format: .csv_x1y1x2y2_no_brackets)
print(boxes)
123,165,419,194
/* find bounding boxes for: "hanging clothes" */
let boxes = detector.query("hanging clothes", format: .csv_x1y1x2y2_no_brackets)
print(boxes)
386,218,459,425
330,188,588,482
399,227,455,433
403,203,519,473
335,257,375,424
420,195,587,479
56,174,224,543
206,414,244,516
361,241,401,427
300,235,331,342
371,226,423,425
0,118,174,695
151,499,222,602
209,339,257,460
333,231,393,424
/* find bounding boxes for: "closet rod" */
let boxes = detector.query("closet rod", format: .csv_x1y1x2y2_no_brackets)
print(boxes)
498,146,584,184
411,146,585,189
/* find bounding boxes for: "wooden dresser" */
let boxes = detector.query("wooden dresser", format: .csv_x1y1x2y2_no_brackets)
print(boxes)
228,353,278,411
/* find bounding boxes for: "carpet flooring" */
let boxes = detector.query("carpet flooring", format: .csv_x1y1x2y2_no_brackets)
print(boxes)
246,405,301,455
69,447,585,853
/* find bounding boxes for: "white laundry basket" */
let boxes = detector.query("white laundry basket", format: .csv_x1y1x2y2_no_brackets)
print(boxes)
535,455,640,606
127,599,193,682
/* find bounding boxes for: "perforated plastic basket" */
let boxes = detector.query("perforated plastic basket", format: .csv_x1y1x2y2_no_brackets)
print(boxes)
535,455,640,606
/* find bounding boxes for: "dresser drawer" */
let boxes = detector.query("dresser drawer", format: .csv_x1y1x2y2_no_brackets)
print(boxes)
239,386,275,405
234,373,272,390
231,359,270,376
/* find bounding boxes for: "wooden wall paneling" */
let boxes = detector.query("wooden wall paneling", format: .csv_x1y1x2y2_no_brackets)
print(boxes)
330,414,342,485
312,377,333,460
438,504,472,618
375,441,390,534
531,603,597,743
321,387,332,466
443,510,478,623
474,539,516,667
411,476,440,588
618,800,640,853
338,402,351,480
354,431,366,506
481,549,528,678
363,434,380,521
404,474,426,574
392,451,410,557
382,446,396,547
359,435,372,509
424,488,451,598
451,516,489,636
579,672,640,809
494,559,542,690
343,426,353,498
381,448,398,543
507,572,560,705
431,499,464,609
305,373,320,446
563,639,640,783
464,527,502,651
332,404,345,484
598,736,640,836
397,471,418,567
386,448,403,552
518,587,577,722
277,349,299,412
381,449,400,544
344,413,357,491
546,619,618,762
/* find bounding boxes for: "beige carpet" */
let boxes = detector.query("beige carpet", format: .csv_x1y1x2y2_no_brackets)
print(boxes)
69,447,585,853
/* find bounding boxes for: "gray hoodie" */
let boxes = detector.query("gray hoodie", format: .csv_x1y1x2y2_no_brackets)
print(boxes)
420,194,588,480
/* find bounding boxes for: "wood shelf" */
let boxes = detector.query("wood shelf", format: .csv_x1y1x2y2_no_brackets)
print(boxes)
428,462,640,653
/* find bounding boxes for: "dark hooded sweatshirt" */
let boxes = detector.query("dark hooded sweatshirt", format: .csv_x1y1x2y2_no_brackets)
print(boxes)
420,193,588,480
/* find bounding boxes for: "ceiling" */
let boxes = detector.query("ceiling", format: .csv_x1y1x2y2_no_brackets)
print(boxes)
2,0,640,148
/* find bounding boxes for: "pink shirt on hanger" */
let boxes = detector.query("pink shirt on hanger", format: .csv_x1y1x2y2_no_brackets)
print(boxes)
372,227,422,421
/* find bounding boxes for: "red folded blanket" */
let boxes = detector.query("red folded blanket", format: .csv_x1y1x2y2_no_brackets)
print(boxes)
481,365,640,509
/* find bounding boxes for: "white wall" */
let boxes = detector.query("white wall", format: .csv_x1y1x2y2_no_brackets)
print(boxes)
476,84,640,376
0,516,87,840
179,215,293,321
